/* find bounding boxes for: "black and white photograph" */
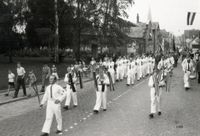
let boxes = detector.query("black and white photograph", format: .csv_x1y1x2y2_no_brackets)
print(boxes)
0,0,200,136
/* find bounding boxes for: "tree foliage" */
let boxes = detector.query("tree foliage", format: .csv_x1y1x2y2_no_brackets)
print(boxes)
0,0,135,60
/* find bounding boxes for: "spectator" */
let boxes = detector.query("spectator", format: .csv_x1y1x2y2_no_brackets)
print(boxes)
5,70,15,96
13,62,26,98
41,64,51,92
26,70,38,96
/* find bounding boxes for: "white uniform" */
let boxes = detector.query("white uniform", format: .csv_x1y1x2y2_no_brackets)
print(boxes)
64,72,78,107
131,60,136,84
93,73,110,111
108,61,115,84
116,59,123,81
157,59,166,70
148,75,162,114
41,84,66,133
127,61,133,85
135,59,140,80
182,59,193,88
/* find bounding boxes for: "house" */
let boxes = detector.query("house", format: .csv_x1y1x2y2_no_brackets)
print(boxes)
127,14,160,55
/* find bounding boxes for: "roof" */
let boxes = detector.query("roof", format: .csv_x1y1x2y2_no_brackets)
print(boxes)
160,29,169,38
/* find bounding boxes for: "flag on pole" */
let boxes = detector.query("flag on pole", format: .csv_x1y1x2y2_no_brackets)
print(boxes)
187,12,196,25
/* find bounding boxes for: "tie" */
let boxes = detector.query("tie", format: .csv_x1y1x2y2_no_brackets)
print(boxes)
101,81,105,92
50,85,53,98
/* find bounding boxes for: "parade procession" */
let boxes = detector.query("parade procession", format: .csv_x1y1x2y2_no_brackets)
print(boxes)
1,0,200,136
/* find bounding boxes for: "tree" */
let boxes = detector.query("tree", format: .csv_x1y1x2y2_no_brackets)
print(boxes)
0,0,27,63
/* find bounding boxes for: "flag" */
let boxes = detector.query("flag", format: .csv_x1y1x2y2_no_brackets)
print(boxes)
187,12,196,25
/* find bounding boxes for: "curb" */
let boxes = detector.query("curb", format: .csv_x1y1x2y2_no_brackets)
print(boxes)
0,79,93,106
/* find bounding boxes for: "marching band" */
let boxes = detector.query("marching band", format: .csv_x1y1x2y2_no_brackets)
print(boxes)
36,53,181,136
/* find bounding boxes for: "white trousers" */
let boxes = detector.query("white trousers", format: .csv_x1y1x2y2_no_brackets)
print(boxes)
116,67,123,80
42,101,62,133
108,69,115,84
127,70,135,85
65,86,78,106
150,88,162,114
93,85,107,111
123,66,127,78
184,72,190,88
139,66,143,79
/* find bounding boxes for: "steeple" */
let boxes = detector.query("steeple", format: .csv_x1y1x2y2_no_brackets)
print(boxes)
147,5,152,23
137,13,140,23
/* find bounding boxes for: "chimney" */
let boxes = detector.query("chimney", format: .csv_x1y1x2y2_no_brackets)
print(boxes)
137,13,140,23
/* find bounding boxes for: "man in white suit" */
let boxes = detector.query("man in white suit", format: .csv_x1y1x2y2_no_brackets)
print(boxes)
182,56,194,90
40,75,66,136
93,66,110,114
148,69,162,119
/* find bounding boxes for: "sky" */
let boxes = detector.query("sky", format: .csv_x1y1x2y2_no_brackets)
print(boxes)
126,0,200,36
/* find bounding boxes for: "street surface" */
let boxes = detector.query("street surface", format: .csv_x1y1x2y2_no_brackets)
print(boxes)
0,63,200,136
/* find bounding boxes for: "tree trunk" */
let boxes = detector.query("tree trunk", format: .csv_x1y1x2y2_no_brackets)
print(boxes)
54,0,59,63
74,0,81,61
8,47,13,63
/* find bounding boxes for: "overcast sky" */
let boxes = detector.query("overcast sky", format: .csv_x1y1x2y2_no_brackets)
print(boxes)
126,0,200,36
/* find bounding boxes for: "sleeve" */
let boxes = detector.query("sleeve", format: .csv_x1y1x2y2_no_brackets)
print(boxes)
48,67,51,76
73,73,78,83
181,61,186,72
64,74,68,83
33,74,37,82
41,88,48,105
148,76,154,87
57,86,66,102
104,74,110,85
157,62,161,70
23,68,26,74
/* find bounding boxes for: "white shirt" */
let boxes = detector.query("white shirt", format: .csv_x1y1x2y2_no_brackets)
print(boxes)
96,74,110,85
17,67,26,76
8,73,15,82
41,84,65,105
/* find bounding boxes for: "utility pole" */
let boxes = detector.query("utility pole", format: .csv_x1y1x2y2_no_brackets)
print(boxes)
54,0,59,63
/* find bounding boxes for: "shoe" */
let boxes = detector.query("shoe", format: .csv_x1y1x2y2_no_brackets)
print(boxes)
73,105,78,108
185,87,189,91
13,96,17,99
63,106,69,110
126,84,130,86
103,109,107,111
55,130,62,134
40,89,45,92
40,133,49,136
149,114,154,119
158,112,162,116
93,110,99,114
4,93,9,96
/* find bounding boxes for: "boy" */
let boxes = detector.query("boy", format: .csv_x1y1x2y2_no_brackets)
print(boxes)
5,70,15,96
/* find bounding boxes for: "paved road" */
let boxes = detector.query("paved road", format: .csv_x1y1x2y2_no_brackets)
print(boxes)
0,64,200,136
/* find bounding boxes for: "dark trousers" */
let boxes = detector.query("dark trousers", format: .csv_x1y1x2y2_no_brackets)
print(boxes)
14,76,26,97
198,72,200,84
